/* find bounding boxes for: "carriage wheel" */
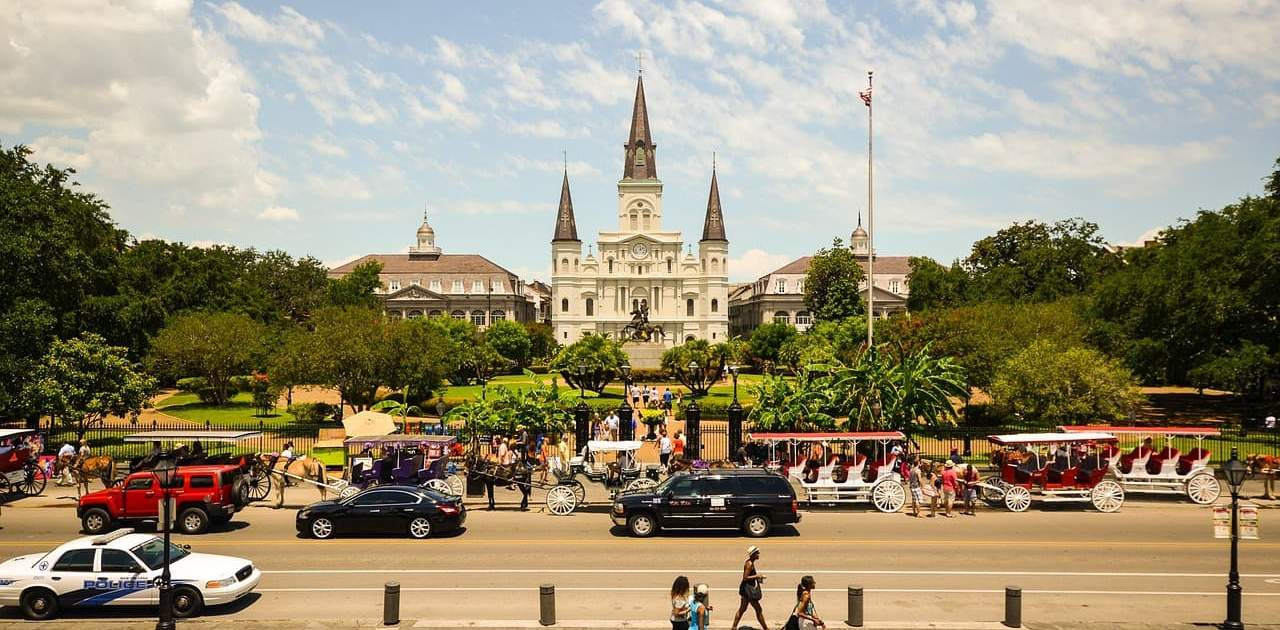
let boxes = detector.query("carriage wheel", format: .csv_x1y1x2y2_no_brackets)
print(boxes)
624,478,658,493
446,474,465,497
1186,473,1221,505
1003,485,1032,512
564,478,586,506
424,479,452,495
18,463,46,497
243,468,272,502
338,485,360,500
546,485,578,515
1090,480,1124,513
871,480,906,513
978,476,1007,507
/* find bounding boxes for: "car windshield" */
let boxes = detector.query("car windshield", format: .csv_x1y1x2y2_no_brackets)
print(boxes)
654,473,685,494
130,538,191,570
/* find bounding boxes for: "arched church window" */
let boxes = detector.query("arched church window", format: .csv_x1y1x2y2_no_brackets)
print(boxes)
561,298,569,313
560,258,568,271
491,310,506,321
630,213,638,231
711,299,719,313
451,310,466,320
585,298,594,317
686,299,695,317
428,310,442,318
666,258,672,273
773,311,790,324
470,310,486,326
607,258,614,273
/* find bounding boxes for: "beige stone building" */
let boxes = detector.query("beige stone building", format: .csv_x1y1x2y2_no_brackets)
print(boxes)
550,74,730,346
728,218,910,337
328,212,536,326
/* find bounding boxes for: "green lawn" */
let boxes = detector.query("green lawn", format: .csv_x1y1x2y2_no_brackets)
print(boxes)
156,391,296,427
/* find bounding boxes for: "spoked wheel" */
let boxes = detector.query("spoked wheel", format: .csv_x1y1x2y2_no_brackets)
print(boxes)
563,478,586,506
624,478,658,493
17,463,45,497
546,485,578,515
978,476,1007,507
446,474,465,496
338,485,360,500
1003,485,1032,512
871,480,906,513
1186,473,1221,505
424,479,452,495
243,465,272,502
1090,480,1125,513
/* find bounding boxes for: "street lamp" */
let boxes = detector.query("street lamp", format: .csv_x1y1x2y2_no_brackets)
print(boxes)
153,454,178,630
1223,447,1248,630
620,362,633,409
577,363,588,400
728,364,741,405
687,361,700,395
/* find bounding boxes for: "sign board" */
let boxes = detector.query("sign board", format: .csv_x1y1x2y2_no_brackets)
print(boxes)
1213,504,1260,540
156,498,177,532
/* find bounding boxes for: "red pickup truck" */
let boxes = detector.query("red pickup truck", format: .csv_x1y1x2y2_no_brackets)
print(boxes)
77,465,248,535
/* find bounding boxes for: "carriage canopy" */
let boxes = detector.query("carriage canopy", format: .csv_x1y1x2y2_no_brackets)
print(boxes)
0,428,40,441
122,430,264,443
342,434,457,446
988,432,1117,445
748,431,906,443
586,440,643,453
1058,425,1221,437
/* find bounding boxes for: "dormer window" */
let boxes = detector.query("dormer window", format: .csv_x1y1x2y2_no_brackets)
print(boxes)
389,280,400,291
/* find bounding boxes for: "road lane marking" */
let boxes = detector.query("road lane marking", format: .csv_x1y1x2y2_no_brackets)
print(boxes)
3,538,1276,548
255,586,1280,596
261,568,1280,578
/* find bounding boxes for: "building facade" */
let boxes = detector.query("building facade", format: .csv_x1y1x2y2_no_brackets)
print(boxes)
328,212,536,326
550,74,730,345
728,218,910,337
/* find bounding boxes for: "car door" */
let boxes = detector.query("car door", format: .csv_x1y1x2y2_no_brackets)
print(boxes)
701,476,740,527
97,548,156,605
660,476,708,527
378,489,425,533
47,548,98,607
122,476,159,520
346,490,398,533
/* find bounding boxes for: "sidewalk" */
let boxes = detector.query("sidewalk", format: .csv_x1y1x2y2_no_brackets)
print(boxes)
2,620,1277,630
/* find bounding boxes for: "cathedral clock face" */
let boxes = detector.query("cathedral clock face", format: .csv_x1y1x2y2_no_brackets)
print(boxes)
631,242,649,258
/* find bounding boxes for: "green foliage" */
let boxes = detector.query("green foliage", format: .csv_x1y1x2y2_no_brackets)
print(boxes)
20,333,156,438
905,257,970,311
286,402,339,424
990,339,1145,424
661,338,746,396
175,377,218,405
1265,156,1280,200
485,319,533,367
524,322,558,361
147,312,267,406
304,306,394,411
748,321,796,368
778,318,866,373
1187,341,1276,397
327,259,383,308
446,371,573,439
963,218,1118,303
803,237,866,322
549,334,627,393
389,317,455,395
748,370,839,432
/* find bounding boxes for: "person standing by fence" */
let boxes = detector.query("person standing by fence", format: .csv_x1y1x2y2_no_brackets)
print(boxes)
961,462,979,516
907,456,924,518
941,460,958,518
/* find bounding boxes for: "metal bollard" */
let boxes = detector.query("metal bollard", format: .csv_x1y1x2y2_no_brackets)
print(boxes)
539,583,556,626
847,585,864,627
383,582,400,626
1003,585,1021,628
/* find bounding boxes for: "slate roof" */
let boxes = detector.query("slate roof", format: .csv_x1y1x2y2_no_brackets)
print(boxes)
769,255,912,277
552,171,579,242
701,169,727,242
329,254,516,275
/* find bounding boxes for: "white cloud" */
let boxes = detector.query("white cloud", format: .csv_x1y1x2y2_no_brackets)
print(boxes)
509,119,569,138
947,131,1224,180
257,205,300,221
728,248,794,282
212,2,325,50
306,134,347,157
451,200,555,216
306,173,372,199
278,52,394,125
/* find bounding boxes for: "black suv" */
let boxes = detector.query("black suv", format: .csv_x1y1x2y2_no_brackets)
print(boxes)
611,469,800,538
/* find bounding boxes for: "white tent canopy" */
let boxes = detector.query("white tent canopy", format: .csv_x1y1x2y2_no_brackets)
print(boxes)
341,411,398,437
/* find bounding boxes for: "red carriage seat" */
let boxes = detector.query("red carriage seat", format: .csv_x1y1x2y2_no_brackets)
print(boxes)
1077,466,1108,486
847,453,868,478
1047,464,1080,487
865,454,898,483
1014,455,1047,485
1178,448,1211,475
1119,446,1152,474
1147,447,1181,474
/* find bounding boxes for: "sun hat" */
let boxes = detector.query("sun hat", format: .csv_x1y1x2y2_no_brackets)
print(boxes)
696,584,709,596
944,460,954,468
747,545,760,556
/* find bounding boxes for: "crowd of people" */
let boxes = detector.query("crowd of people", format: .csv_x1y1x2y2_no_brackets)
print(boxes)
668,547,826,630
905,450,980,518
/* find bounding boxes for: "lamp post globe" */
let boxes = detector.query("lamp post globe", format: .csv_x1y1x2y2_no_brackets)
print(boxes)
728,365,740,404
1223,448,1246,630
577,363,588,399
153,454,177,630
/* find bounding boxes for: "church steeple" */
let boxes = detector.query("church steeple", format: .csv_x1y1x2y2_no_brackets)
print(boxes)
700,164,726,242
552,170,579,242
622,74,657,180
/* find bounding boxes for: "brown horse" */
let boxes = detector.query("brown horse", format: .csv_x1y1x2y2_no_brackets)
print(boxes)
71,456,115,497
259,454,328,508
1246,454,1278,499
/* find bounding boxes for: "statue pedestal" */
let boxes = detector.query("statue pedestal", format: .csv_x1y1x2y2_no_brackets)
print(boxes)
623,344,667,370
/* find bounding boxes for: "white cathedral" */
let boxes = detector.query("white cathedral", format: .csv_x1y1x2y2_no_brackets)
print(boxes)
551,74,729,347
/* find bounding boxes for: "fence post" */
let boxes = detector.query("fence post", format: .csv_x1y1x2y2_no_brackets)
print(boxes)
847,585,863,627
686,400,701,460
383,581,400,626
727,401,743,461
539,583,556,626
574,401,590,452
1003,585,1021,628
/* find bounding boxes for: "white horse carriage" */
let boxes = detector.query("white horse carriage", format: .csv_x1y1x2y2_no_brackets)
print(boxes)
1058,425,1223,505
750,431,907,513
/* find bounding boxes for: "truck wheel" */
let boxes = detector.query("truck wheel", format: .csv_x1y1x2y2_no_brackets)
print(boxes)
178,507,210,535
171,586,204,618
81,507,113,535
20,588,59,620
743,512,772,538
627,513,657,538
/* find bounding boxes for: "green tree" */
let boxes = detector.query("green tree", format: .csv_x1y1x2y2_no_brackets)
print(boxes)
387,317,456,400
327,259,383,308
990,340,1145,424
148,312,266,405
267,326,320,406
748,321,797,369
748,370,839,432
1265,155,1280,200
964,218,1118,303
905,257,969,311
803,237,866,322
662,338,747,396
21,333,156,438
306,306,391,412
485,319,533,367
524,322,558,362
1187,341,1276,397
778,318,866,372
549,334,627,393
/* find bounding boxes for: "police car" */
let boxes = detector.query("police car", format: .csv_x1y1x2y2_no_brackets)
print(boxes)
0,529,260,620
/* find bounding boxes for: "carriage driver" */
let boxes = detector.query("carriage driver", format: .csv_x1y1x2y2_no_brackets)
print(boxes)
56,442,77,486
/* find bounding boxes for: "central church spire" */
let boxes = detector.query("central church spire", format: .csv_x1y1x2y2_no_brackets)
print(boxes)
622,75,657,180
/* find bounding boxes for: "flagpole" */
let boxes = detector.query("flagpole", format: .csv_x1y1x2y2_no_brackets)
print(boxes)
865,69,874,350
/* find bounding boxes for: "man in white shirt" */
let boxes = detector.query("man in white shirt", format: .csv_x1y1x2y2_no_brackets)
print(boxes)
55,442,77,485
605,412,620,440
659,430,673,468
1266,415,1277,430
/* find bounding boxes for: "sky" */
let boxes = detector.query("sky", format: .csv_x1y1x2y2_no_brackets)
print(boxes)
2,0,1279,284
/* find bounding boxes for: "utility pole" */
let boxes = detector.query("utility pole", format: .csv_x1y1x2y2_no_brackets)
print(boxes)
861,70,875,349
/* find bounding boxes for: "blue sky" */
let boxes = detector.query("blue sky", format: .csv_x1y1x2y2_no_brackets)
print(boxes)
3,1,1278,282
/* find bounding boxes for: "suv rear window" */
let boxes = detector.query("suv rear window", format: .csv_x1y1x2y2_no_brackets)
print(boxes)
189,475,214,489
702,477,740,495
739,475,792,495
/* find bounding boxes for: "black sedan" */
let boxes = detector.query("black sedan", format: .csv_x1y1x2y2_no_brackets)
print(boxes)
296,485,464,539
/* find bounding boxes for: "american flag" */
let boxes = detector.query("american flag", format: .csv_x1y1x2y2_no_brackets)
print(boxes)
859,87,872,107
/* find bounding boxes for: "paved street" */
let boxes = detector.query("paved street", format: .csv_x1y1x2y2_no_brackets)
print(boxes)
1,482,1279,628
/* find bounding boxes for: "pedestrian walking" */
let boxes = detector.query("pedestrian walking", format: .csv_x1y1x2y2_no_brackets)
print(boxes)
921,462,939,517
941,460,958,518
673,431,686,462
961,463,979,516
659,430,673,468
641,385,651,408
690,583,712,630
907,456,923,518
663,388,674,411
481,449,498,510
784,575,825,630
730,546,769,630
606,411,620,440
670,575,691,630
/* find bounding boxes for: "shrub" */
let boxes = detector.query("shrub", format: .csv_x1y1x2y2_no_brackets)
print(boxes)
287,402,338,424
624,368,668,382
175,376,219,405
